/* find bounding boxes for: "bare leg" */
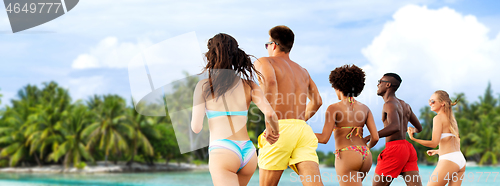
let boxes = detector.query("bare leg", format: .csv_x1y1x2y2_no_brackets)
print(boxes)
427,160,461,186
259,168,284,186
237,153,257,186
209,149,242,186
295,161,323,186
449,166,465,186
372,173,394,186
401,171,422,186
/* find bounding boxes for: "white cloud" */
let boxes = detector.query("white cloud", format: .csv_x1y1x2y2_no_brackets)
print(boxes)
362,5,500,107
72,54,100,69
71,37,153,69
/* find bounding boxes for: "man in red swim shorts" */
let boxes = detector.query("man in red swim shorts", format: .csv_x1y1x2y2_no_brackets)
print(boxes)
365,73,423,186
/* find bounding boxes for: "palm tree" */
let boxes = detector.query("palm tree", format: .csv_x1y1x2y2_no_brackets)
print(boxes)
410,106,436,164
463,84,499,165
464,114,499,165
164,73,207,161
25,82,70,162
83,95,131,165
0,85,41,166
0,108,29,167
48,104,94,168
126,105,160,165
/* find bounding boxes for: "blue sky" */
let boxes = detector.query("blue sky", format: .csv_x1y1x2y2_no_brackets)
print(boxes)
1,0,500,152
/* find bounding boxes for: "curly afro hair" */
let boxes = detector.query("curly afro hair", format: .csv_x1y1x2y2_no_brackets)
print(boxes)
329,64,366,97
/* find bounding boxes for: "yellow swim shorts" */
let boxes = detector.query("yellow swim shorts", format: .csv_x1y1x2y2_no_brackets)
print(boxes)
258,119,319,173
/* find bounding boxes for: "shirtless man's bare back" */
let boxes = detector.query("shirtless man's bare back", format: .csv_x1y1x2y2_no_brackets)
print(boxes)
255,25,323,186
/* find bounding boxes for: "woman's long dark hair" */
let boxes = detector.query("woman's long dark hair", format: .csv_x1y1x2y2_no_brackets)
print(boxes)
202,33,262,99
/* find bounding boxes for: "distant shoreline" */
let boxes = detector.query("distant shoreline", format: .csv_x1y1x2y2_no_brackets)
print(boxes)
0,162,209,174
1,161,496,174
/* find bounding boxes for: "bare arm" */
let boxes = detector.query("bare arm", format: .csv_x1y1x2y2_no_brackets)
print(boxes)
377,103,401,138
191,81,206,134
408,116,442,148
315,105,335,144
408,106,423,133
305,71,322,121
365,109,379,148
254,58,278,110
250,82,279,134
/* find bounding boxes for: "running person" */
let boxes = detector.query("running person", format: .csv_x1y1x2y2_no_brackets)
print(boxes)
366,73,423,186
408,90,466,186
255,25,324,186
191,33,280,186
315,64,379,186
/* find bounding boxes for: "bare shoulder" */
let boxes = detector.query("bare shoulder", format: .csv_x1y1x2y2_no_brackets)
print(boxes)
398,99,412,113
356,101,371,112
255,57,272,66
433,114,446,122
301,66,311,77
326,103,341,114
397,98,407,106
196,79,209,89
397,98,406,105
328,102,340,110
383,100,398,109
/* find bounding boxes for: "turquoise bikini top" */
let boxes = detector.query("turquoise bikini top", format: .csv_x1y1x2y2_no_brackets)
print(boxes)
206,110,248,119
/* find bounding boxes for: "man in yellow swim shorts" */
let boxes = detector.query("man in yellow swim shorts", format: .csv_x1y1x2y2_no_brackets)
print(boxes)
255,25,324,186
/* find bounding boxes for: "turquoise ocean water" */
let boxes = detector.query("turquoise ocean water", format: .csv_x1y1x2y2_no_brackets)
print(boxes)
0,165,498,186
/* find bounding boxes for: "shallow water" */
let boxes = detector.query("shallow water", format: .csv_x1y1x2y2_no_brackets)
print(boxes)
0,165,498,186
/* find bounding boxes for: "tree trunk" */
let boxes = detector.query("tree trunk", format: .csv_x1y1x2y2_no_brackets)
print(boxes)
63,153,70,169
105,154,108,166
150,157,155,166
34,153,42,167
126,138,137,166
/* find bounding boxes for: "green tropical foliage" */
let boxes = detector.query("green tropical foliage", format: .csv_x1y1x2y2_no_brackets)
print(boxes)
48,103,93,168
0,81,498,168
0,82,185,168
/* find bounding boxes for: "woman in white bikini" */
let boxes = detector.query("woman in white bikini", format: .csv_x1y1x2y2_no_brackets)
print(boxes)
408,90,466,186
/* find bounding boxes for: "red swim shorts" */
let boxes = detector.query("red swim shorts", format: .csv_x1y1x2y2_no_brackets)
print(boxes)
375,140,419,178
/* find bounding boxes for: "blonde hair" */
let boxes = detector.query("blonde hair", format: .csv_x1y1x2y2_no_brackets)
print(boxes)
434,90,460,138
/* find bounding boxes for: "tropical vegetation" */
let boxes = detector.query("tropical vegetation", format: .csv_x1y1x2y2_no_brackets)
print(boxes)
0,81,498,168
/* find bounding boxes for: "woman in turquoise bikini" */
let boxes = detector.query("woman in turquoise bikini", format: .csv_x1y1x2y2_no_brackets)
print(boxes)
315,64,379,186
191,33,279,186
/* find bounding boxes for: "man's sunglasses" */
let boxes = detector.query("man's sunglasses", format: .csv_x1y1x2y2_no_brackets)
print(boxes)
378,80,391,84
265,41,278,49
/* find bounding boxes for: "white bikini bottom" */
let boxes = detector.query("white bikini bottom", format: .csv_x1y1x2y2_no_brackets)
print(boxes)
439,151,466,169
